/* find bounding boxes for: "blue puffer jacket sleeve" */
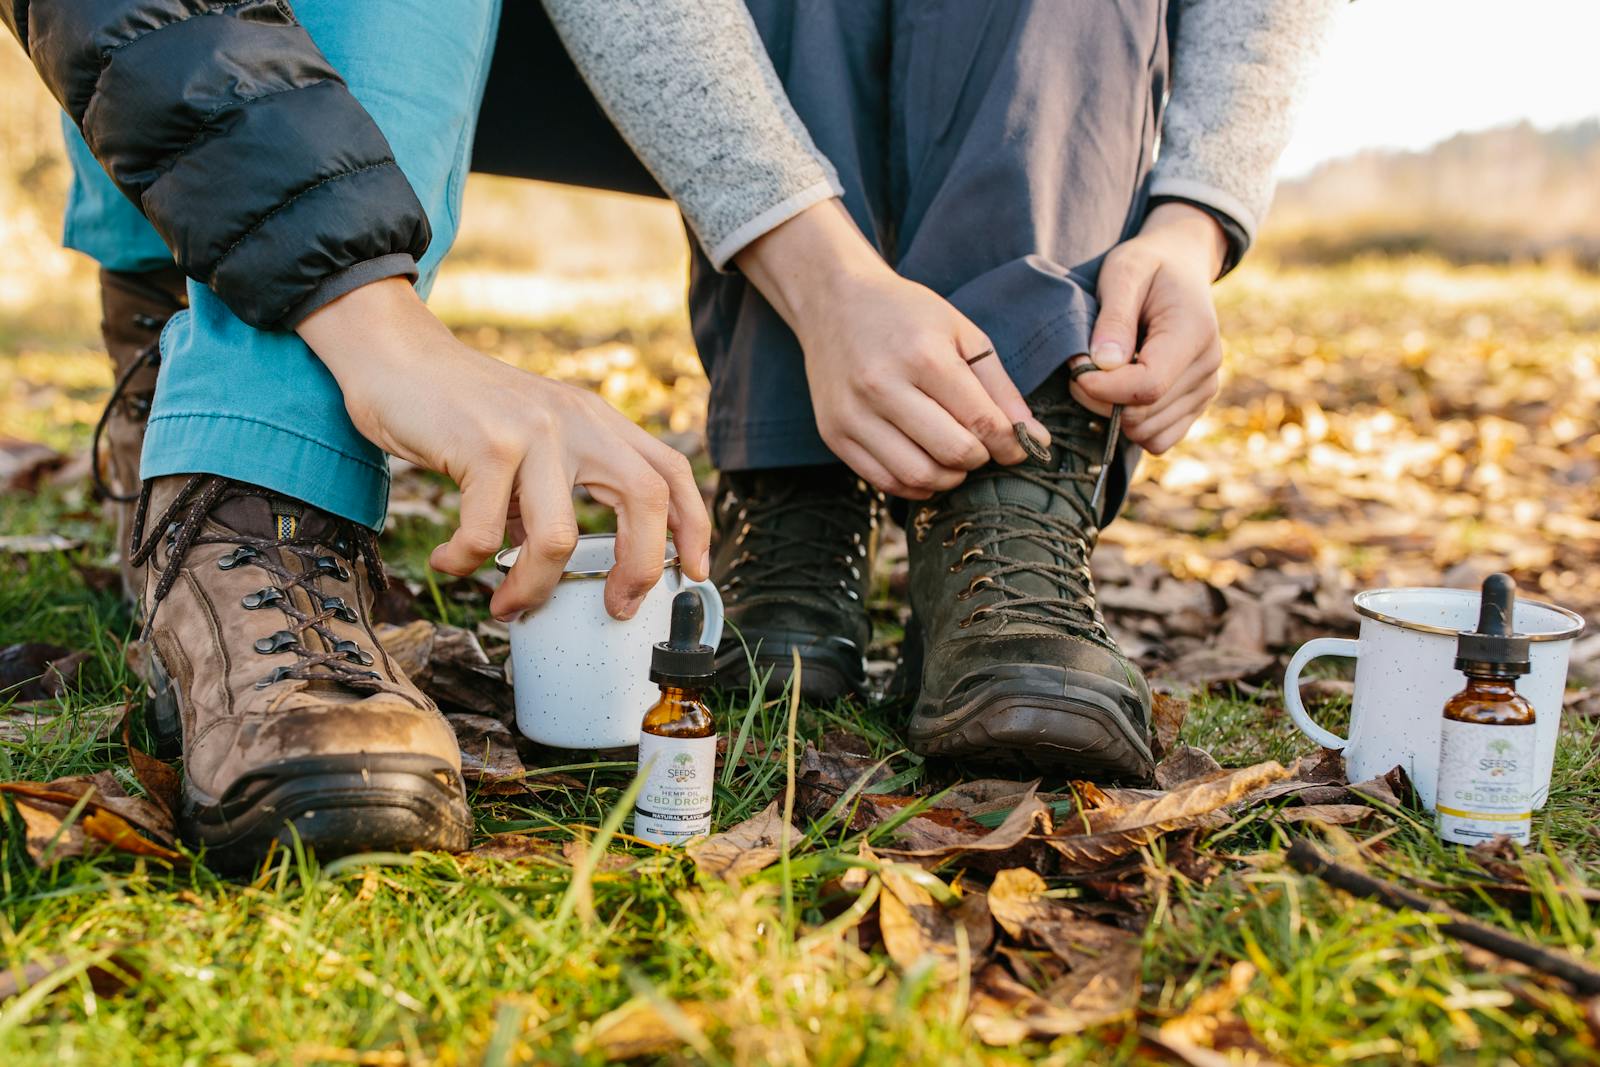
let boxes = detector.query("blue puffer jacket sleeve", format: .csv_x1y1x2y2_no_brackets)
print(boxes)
3,0,431,329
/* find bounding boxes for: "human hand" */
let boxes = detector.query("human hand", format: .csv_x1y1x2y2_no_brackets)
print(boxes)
735,200,1049,499
297,279,710,622
1072,201,1229,455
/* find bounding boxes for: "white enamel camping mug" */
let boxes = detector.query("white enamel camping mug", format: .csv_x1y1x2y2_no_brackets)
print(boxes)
495,535,723,749
1283,587,1583,812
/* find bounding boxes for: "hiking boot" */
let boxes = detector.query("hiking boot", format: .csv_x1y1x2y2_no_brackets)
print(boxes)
899,369,1154,781
130,474,470,869
711,466,882,701
94,267,189,602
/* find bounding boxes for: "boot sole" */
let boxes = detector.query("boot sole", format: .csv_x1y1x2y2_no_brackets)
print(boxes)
715,631,867,703
181,753,471,871
908,664,1155,783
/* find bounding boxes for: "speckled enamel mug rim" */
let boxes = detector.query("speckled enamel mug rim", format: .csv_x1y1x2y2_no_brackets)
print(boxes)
493,535,681,582
1353,587,1585,643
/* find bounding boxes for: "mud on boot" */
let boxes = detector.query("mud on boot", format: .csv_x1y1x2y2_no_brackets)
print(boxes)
711,465,883,702
130,474,471,869
899,369,1154,782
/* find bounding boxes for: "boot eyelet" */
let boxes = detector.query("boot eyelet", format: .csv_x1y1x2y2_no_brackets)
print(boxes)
911,507,938,543
957,575,995,601
333,639,374,666
319,595,358,623
314,556,351,581
949,546,984,573
256,666,295,689
218,546,260,570
242,586,285,610
958,606,992,629
254,630,299,655
941,521,973,548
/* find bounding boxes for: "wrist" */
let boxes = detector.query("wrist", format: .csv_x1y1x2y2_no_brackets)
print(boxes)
295,276,445,382
733,199,890,327
1140,201,1228,280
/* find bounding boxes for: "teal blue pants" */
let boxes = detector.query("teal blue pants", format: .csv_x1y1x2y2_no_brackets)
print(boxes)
63,0,501,530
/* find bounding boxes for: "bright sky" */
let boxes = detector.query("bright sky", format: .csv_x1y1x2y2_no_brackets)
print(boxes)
1276,0,1600,177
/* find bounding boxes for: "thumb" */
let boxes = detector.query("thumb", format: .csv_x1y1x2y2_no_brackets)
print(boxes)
1088,250,1153,372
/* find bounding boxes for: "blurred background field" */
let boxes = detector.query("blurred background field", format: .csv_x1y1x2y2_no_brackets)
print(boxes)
6,35,1600,634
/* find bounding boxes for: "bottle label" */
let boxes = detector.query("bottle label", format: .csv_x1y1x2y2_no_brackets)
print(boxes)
633,733,717,845
1437,719,1535,846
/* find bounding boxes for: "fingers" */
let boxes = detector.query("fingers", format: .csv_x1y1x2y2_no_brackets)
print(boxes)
1089,249,1154,372
491,452,580,621
430,461,514,577
585,450,671,621
879,387,989,471
841,421,965,499
633,433,712,582
1075,311,1214,408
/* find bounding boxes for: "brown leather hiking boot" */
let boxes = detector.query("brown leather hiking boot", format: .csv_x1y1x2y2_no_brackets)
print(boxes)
94,267,188,602
130,474,470,869
897,368,1154,782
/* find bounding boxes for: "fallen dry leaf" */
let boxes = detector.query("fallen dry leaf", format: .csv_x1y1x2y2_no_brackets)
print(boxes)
1150,961,1286,1067
792,742,894,827
878,784,1049,869
1,773,181,866
1153,648,1277,695
375,621,512,718
446,713,526,792
878,862,992,982
0,643,89,702
987,868,1141,971
0,436,65,492
1154,746,1223,790
686,800,793,882
968,943,1140,1044
468,834,560,862
1150,693,1190,760
1270,804,1376,827
1046,762,1289,873
580,996,715,1060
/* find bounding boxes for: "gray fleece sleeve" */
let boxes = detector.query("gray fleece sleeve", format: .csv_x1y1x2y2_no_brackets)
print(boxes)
540,0,843,269
1152,0,1343,250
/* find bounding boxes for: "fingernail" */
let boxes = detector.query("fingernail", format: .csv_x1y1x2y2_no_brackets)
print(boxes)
699,548,712,578
1091,342,1127,370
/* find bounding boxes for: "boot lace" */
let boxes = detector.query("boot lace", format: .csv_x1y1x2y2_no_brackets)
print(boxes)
129,475,389,691
718,477,881,607
90,336,160,504
918,399,1117,650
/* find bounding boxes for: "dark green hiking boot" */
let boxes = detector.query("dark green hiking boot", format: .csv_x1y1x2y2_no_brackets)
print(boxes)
899,369,1154,782
711,466,883,701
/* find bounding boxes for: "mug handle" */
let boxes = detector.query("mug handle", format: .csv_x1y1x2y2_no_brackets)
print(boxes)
682,576,724,650
1282,637,1358,750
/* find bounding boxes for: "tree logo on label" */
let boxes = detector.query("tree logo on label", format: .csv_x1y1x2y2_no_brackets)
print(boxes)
669,750,698,783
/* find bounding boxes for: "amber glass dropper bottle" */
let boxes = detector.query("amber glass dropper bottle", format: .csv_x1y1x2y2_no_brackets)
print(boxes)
1436,573,1536,847
633,591,718,846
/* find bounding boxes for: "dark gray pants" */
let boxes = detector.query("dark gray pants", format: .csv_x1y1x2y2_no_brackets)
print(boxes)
475,0,1167,516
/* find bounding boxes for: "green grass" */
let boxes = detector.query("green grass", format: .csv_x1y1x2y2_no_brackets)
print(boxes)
3,492,1599,1066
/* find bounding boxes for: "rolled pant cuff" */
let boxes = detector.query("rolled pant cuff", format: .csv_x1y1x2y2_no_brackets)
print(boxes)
141,412,390,531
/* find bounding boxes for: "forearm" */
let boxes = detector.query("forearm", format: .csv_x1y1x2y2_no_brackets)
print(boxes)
1153,0,1343,252
540,0,842,268
8,0,429,330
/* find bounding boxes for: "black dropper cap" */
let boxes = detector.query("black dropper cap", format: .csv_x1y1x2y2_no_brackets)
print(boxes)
650,591,716,687
1455,573,1531,679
